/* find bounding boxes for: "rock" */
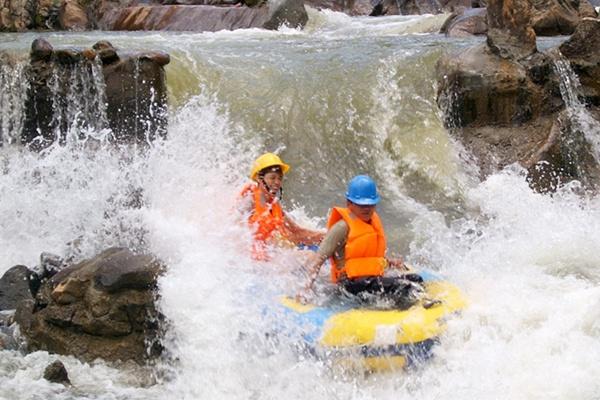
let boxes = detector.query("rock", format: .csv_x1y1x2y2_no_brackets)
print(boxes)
437,44,545,128
442,1,598,37
531,0,598,36
304,0,470,15
54,48,82,64
34,0,63,30
30,38,53,62
14,247,165,363
59,0,89,30
102,52,169,142
0,0,33,31
93,40,119,65
100,0,309,31
0,265,36,311
559,18,600,106
43,360,71,385
436,4,600,190
486,0,537,60
441,7,487,37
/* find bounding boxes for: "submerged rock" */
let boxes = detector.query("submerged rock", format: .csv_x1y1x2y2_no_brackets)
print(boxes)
15,247,166,364
43,360,71,385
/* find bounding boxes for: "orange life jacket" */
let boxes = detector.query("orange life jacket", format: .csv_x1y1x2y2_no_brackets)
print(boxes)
239,183,285,260
327,207,386,283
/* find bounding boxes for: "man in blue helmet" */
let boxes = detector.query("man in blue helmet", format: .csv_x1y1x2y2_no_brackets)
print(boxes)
297,175,422,308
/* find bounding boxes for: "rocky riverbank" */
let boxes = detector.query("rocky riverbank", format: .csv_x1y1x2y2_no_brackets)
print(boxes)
0,248,166,364
436,0,600,191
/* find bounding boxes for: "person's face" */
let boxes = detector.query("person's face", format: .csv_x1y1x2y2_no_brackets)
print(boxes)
347,201,376,222
260,171,283,196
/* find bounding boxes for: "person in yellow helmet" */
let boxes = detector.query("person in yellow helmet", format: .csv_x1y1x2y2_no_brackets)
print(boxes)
238,153,325,260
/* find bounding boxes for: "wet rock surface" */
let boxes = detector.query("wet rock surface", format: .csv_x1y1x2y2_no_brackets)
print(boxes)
0,265,37,310
436,0,600,191
43,360,71,385
14,247,166,363
440,0,598,37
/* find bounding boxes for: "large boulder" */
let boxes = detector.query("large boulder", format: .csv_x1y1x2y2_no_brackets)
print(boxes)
0,0,33,31
531,0,598,36
559,17,600,106
15,247,165,363
436,0,600,190
486,0,537,60
58,0,89,30
16,38,169,149
440,1,598,37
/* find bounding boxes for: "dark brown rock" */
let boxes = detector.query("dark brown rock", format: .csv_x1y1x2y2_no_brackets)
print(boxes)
560,17,600,63
102,53,168,142
43,360,71,385
437,44,544,128
20,39,169,149
140,51,170,67
30,38,53,62
531,0,598,36
93,40,119,64
0,265,36,311
560,18,600,106
14,247,165,363
54,48,82,64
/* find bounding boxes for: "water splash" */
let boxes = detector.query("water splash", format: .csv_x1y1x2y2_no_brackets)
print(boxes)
0,58,29,145
48,58,110,145
551,52,600,164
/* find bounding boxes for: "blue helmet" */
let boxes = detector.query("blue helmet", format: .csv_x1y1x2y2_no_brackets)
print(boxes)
346,175,380,205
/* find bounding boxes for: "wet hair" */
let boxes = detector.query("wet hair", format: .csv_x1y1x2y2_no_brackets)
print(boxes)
258,165,283,178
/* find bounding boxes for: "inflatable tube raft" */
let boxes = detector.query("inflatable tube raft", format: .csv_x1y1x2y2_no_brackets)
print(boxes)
270,270,467,372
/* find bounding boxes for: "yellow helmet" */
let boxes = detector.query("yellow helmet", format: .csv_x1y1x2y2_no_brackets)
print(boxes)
250,153,290,181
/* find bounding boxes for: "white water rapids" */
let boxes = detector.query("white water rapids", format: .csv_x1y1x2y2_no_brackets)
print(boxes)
1,11,600,400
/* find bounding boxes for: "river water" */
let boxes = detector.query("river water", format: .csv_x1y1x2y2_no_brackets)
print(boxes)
1,10,600,400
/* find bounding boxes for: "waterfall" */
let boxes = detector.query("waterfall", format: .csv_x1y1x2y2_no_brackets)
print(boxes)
47,58,112,145
0,58,29,146
551,51,600,164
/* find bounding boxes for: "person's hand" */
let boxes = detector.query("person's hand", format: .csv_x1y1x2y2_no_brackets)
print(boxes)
387,256,407,270
295,289,311,305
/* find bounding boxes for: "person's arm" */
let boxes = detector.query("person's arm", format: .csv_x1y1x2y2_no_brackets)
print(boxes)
282,215,325,245
301,252,328,293
295,221,348,303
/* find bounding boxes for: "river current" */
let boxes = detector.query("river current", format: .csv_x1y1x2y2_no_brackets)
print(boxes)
1,10,600,400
